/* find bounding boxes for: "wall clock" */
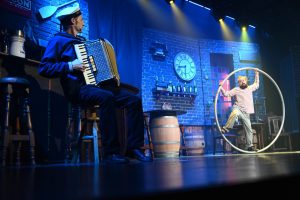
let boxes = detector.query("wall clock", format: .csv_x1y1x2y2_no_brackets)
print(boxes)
174,52,196,81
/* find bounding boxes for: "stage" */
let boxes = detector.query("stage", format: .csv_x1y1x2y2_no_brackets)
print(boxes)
1,151,300,200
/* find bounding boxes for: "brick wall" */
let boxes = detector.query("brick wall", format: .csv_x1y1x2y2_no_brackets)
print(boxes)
1,0,89,49
142,28,264,124
33,0,89,45
142,28,264,154
0,0,89,161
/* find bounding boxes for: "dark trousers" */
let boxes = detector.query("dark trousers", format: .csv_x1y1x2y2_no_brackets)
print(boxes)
77,85,144,155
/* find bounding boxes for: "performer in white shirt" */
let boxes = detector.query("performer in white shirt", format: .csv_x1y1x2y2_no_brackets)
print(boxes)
219,69,259,151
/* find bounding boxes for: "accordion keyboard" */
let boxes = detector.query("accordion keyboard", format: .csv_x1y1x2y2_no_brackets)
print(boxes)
74,43,97,85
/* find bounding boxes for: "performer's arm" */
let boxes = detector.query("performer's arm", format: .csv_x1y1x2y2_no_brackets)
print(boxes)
219,84,226,96
219,83,235,97
39,40,84,78
250,69,259,91
255,69,259,85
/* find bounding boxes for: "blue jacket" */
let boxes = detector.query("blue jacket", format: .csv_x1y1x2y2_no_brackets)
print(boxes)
39,32,85,101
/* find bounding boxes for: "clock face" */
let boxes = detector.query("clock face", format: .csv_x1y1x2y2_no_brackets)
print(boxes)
174,52,196,81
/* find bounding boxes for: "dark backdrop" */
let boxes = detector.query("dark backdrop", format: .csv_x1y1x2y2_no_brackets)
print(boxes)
88,0,299,133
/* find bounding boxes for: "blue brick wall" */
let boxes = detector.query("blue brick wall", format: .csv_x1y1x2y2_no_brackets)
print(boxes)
142,28,264,125
5,0,89,47
142,28,264,154
142,28,204,125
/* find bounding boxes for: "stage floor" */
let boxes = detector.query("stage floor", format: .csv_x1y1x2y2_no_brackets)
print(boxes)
1,151,300,200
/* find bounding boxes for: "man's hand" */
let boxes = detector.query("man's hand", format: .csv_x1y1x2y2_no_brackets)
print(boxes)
69,59,85,72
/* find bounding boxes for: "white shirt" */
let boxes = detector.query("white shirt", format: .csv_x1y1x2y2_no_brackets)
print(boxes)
221,76,259,114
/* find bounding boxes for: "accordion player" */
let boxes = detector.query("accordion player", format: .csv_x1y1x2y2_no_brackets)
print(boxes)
74,38,120,86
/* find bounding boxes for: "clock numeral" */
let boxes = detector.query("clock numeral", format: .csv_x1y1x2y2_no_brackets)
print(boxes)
180,71,185,77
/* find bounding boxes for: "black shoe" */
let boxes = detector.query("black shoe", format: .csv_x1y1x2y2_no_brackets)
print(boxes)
127,149,153,162
247,146,259,152
104,154,129,164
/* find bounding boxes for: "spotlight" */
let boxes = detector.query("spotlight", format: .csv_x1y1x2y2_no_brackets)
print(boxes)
236,18,256,31
212,9,225,22
237,20,248,31
165,0,175,5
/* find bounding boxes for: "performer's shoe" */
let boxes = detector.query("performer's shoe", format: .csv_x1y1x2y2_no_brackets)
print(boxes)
221,127,230,134
104,154,130,164
127,149,153,162
247,146,259,152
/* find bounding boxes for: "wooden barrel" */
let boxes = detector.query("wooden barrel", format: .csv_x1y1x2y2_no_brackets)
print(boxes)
183,134,205,155
150,116,181,158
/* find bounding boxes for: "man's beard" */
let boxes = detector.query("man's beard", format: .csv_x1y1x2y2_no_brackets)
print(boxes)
240,84,248,89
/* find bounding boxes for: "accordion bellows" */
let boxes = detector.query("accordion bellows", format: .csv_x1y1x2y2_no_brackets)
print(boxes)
74,39,120,86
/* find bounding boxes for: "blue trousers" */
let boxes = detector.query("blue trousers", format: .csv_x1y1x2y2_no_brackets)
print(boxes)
77,85,144,155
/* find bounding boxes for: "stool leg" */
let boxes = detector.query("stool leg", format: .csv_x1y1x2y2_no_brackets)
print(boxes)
97,120,103,161
15,117,22,166
213,139,216,155
92,121,99,164
71,106,81,164
24,90,36,165
88,107,101,163
1,84,12,166
80,118,88,163
179,125,186,156
288,136,292,151
65,104,73,163
222,139,226,154
143,115,153,159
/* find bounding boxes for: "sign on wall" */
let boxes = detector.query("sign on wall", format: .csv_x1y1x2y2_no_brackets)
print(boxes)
0,0,32,17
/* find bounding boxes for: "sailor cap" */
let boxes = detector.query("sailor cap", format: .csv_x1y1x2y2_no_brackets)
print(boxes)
56,3,81,21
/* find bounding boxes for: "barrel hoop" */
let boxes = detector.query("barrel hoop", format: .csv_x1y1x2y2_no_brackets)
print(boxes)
152,141,180,145
150,125,179,128
154,152,179,158
153,116,178,119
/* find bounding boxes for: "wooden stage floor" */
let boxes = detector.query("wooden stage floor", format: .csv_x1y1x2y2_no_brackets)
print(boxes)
1,151,300,200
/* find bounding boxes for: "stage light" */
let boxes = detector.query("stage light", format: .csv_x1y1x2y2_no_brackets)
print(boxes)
225,15,235,20
165,0,175,5
249,24,256,29
236,19,248,31
186,0,211,10
212,9,225,22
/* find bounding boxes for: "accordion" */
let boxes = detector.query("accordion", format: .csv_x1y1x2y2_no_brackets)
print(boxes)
74,39,120,86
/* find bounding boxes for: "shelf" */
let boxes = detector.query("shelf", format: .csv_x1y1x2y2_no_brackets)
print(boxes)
152,89,197,102
0,52,40,66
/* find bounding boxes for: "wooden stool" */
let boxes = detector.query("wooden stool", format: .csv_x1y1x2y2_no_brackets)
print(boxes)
0,77,36,166
143,112,154,158
65,104,101,164
213,130,238,155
